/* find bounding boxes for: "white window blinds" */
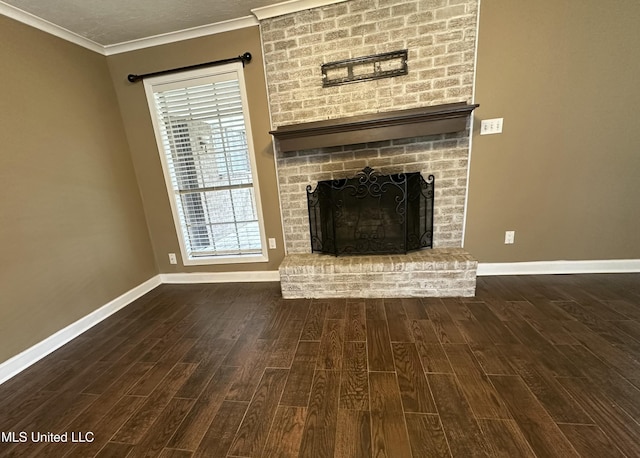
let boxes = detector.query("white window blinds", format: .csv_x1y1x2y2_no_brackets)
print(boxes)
146,66,265,262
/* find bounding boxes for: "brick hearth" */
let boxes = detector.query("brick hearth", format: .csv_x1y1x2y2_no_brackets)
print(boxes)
279,248,477,298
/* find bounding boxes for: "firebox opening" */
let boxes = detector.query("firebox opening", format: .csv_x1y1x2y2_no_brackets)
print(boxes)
307,167,434,256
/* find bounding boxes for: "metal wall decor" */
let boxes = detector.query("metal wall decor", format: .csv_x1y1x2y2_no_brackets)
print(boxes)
307,167,434,256
321,50,408,87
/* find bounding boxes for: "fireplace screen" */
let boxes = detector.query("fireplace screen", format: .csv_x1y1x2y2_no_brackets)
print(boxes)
307,167,434,256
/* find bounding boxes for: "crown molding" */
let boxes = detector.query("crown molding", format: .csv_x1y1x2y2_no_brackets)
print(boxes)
0,1,105,55
251,0,348,20
103,15,259,56
2,0,347,57
0,0,347,56
1,5,258,56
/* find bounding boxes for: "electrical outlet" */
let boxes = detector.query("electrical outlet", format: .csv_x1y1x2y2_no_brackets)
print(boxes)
168,253,177,264
480,118,504,135
268,238,277,249
504,231,515,244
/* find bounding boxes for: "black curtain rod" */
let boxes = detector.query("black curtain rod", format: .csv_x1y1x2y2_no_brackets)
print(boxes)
127,52,252,83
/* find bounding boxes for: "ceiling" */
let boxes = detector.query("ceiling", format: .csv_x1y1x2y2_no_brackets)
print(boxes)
0,0,282,46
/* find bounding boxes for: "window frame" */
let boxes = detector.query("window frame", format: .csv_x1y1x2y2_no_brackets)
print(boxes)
143,63,268,266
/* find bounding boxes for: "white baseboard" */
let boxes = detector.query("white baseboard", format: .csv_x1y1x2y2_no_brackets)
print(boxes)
0,275,162,385
477,259,640,276
160,270,280,283
0,270,280,385
4,260,638,385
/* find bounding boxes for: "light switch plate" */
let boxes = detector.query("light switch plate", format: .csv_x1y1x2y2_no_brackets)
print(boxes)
480,118,503,135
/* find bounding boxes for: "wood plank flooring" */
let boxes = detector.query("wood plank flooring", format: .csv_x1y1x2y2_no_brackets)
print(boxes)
1,273,640,457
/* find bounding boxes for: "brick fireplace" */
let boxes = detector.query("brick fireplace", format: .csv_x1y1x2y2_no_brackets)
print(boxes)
259,0,480,298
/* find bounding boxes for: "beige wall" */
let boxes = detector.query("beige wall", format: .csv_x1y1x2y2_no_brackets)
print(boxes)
0,17,157,363
107,26,285,273
465,0,640,262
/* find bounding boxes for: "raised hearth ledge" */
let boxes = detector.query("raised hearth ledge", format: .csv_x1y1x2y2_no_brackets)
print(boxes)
279,248,477,298
269,102,479,152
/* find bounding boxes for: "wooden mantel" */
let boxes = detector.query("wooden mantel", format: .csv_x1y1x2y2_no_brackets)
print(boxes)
269,102,479,153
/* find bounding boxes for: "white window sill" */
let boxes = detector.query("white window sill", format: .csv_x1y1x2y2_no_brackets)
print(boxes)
182,253,269,266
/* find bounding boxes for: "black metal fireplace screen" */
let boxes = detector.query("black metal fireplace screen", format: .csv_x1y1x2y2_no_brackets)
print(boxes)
307,167,434,256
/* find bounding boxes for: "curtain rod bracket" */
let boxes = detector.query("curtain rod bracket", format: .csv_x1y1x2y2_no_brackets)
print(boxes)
127,52,252,83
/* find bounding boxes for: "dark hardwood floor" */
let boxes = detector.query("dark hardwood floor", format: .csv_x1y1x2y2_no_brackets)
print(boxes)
1,273,640,457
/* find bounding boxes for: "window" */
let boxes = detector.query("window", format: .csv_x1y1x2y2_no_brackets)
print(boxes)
143,63,267,265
